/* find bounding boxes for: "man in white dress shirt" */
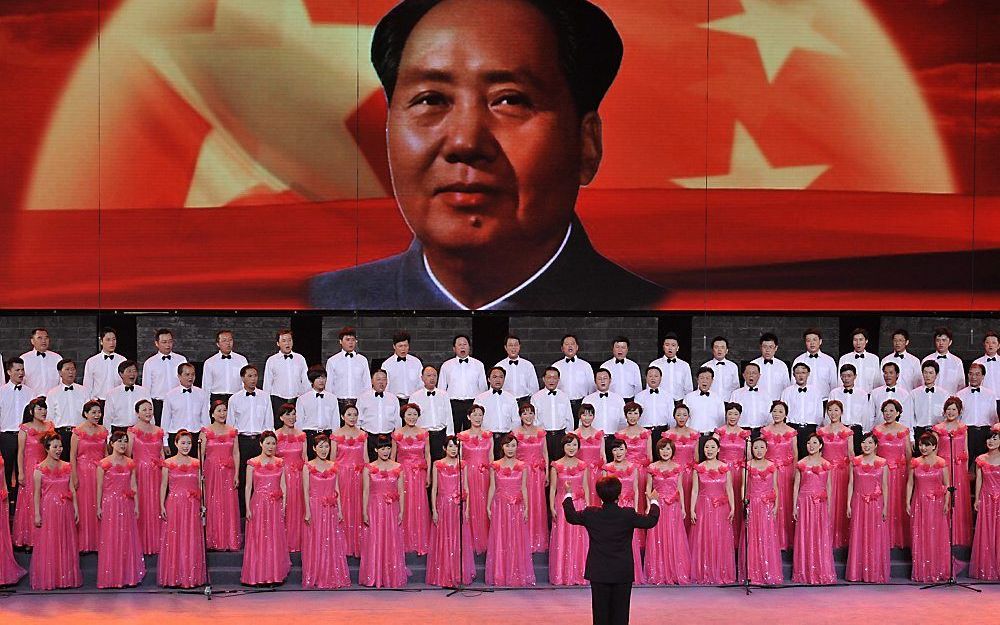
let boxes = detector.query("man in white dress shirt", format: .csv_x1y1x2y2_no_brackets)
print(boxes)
474,366,518,456
973,331,1000,396
358,370,402,458
201,329,248,404
601,336,642,401
683,367,725,433
781,362,825,457
553,334,596,425
957,363,999,462
911,360,946,442
411,365,455,461
494,334,539,404
381,331,423,404
227,365,273,515
439,334,487,435
532,367,576,461
48,359,88,457
702,336,739,400
922,327,965,395
729,362,771,433
838,328,882,394
297,369,338,454
649,333,694,402
161,362,209,456
325,326,373,414
104,360,151,436
828,364,869,452
793,328,838,399
869,362,914,432
263,328,310,428
82,327,127,404
881,328,923,391
20,327,61,398
752,332,791,402
635,366,673,445
141,328,187,426
0,359,37,509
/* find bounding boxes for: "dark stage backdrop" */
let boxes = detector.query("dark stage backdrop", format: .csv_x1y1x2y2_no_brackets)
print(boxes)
0,0,997,310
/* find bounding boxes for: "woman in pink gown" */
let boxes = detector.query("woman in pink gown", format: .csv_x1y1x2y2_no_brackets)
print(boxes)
604,439,646,583
360,434,409,588
688,436,736,584
199,400,241,551
907,432,951,582
513,402,549,552
331,404,367,557
30,434,81,590
818,400,853,548
241,431,291,585
739,437,783,586
846,432,890,583
573,403,607,506
128,399,165,554
873,399,912,548
96,431,145,588
932,397,971,546
644,437,691,585
616,403,652,512
158,430,206,588
0,455,27,586
302,434,350,589
70,399,107,552
392,403,431,555
13,398,54,548
761,401,797,549
458,404,492,554
275,403,307,552
715,403,750,541
548,433,589,586
427,436,475,587
791,434,835,584
970,425,1000,580
486,433,534,586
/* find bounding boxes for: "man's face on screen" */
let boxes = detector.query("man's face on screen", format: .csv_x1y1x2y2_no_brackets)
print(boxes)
386,0,595,255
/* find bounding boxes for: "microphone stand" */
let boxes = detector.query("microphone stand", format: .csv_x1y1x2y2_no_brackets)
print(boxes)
920,429,979,592
721,430,755,594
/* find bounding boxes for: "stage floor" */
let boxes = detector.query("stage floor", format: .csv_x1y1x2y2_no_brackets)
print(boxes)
3,584,998,625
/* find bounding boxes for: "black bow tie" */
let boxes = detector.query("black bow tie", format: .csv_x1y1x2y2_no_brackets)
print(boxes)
715,361,725,366
345,352,354,358
124,385,134,392
220,354,232,360
763,359,773,364
162,355,171,361
64,386,73,392
427,391,435,396
988,357,997,362
13,385,21,391
971,388,981,393
397,356,406,362
649,389,659,394
104,354,114,360
925,388,934,393
459,358,469,364
808,354,819,359
615,359,625,365
844,389,853,394
508,360,518,365
666,358,677,364
565,357,575,363
246,390,255,397
855,354,864,359
885,387,895,393
937,355,947,360
37,352,46,358
316,393,324,398
600,392,608,398
798,387,807,393
895,353,905,359
493,389,502,395
283,354,293,359
548,390,557,396
700,391,709,396
374,391,384,398
182,388,192,393
747,387,758,392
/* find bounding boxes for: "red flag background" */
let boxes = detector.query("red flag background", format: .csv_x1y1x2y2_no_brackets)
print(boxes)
0,0,997,310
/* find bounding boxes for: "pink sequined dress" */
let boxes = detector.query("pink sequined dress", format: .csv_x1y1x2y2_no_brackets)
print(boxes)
359,464,409,588
688,463,735,584
575,429,605,504
665,430,699,528
96,458,145,588
158,459,206,588
738,462,783,585
129,426,165,554
202,427,241,551
276,431,307,552
970,455,1000,580
792,460,835,584
819,426,852,548
13,423,52,546
932,422,971,546
874,425,911,548
644,463,691,585
617,429,652,513
241,458,291,585
514,428,549,552
332,431,366,557
604,461,645,583
846,457,890,583
0,456,26,586
716,427,749,540
74,425,107,552
762,428,796,549
485,460,535,586
301,463,350,589
458,429,492,554
29,462,81,590
426,460,475,587
393,429,431,554
909,457,950,582
548,461,588,586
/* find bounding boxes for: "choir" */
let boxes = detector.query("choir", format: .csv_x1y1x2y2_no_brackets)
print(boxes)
1,324,999,591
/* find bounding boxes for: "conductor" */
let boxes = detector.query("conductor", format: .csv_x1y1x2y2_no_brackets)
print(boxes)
563,475,660,625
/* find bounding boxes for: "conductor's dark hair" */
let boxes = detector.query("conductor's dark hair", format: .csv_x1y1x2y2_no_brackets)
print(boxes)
595,475,622,504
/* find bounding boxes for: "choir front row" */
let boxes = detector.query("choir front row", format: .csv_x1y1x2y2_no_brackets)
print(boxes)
3,397,1000,591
